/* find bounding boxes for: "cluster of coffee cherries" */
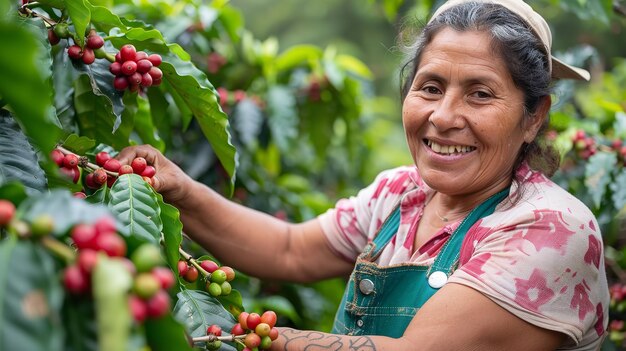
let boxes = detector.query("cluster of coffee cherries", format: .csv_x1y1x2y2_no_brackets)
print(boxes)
178,259,235,297
572,130,598,160
50,149,83,184
216,87,264,115
609,283,626,346
110,44,163,93
203,310,278,350
0,200,15,228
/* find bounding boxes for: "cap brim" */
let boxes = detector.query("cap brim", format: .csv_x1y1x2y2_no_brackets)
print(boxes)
552,56,590,81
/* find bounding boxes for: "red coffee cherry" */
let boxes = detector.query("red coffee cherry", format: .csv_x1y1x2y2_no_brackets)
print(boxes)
67,45,83,60
0,200,16,227
48,30,60,45
94,216,117,236
200,260,219,274
63,154,79,168
142,176,154,187
86,34,104,49
82,48,95,65
207,324,222,336
146,290,170,318
73,192,87,199
147,67,163,81
177,260,189,277
115,51,122,63
129,294,148,323
268,327,279,340
103,159,121,172
260,310,277,328
135,51,148,61
244,333,261,349
131,157,147,174
152,267,175,290
50,149,65,166
60,166,80,183
231,323,245,336
63,265,90,295
183,266,199,283
92,168,108,186
109,62,122,76
218,266,235,282
141,165,156,178
77,249,99,274
120,44,137,62
136,59,153,74
71,223,97,250
95,233,127,257
121,61,137,76
141,73,153,87
238,311,250,330
113,76,129,91
147,54,162,67
95,151,111,167
118,164,134,175
247,313,261,331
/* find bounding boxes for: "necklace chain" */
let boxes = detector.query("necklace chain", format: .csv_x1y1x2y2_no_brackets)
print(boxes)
434,209,449,222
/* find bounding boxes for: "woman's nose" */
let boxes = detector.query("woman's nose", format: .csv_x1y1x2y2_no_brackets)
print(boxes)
428,91,466,131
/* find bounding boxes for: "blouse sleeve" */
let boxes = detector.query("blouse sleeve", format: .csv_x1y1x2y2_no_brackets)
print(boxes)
448,206,609,347
317,166,416,262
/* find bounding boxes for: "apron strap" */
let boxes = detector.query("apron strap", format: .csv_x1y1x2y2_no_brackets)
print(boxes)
428,187,509,275
369,202,401,258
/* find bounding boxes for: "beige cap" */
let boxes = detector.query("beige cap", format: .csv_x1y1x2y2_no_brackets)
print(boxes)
429,0,590,81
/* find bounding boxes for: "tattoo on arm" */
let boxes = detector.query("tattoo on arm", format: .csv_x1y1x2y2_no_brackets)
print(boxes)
280,329,377,351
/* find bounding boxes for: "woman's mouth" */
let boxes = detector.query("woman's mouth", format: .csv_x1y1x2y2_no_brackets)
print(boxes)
424,139,476,155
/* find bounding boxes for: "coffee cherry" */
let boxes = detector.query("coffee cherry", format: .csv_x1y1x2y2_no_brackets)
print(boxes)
63,154,79,168
71,223,97,250
255,323,271,337
115,51,122,63
147,67,162,81
207,324,222,336
74,192,87,199
231,323,245,336
152,78,162,86
135,51,148,61
219,266,236,282
120,44,137,62
147,54,162,67
107,175,117,187
146,290,170,318
260,310,277,328
60,166,80,183
95,233,126,257
200,260,219,274
48,29,60,45
141,165,156,178
183,266,199,283
50,149,65,166
118,164,134,175
128,72,142,86
103,158,121,172
207,282,221,297
82,48,95,64
30,214,54,238
92,168,108,186
68,45,83,60
109,62,122,76
206,340,221,350
210,269,227,284
220,281,231,295
53,23,70,38
121,61,137,76
247,313,262,331
136,59,153,74
142,176,154,187
133,273,161,299
86,34,104,50
244,333,261,349
268,327,279,341
95,151,111,167
131,243,164,273
63,265,90,294
113,76,129,91
238,311,250,330
77,249,99,274
140,73,153,87
260,335,272,349
177,261,189,277
130,157,147,174
152,267,175,290
94,216,117,236
0,200,17,227
129,294,148,323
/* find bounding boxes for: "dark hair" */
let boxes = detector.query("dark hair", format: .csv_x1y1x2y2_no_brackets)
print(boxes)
399,2,560,179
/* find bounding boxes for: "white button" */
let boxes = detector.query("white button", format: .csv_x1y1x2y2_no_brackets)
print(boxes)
428,271,448,288
356,319,364,327
359,279,374,295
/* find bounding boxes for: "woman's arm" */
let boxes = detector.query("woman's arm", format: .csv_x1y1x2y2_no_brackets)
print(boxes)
117,145,354,282
270,283,565,351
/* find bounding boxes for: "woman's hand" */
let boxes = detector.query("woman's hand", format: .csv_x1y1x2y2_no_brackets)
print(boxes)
116,145,194,205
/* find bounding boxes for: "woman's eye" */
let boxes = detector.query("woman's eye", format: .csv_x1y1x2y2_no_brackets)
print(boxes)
422,86,441,94
472,91,492,99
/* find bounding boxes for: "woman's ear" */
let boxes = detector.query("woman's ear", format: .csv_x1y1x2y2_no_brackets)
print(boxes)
523,96,551,143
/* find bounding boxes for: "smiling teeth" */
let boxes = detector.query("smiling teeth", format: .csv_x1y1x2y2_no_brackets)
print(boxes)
426,140,475,155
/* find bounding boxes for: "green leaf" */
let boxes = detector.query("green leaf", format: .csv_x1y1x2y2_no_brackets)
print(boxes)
85,186,109,204
93,256,133,351
66,0,91,47
160,56,237,191
0,182,28,206
0,110,47,194
74,74,131,150
266,86,298,153
18,189,113,237
610,168,626,210
108,174,162,243
614,112,626,139
232,99,264,149
336,54,373,79
62,296,98,351
173,289,237,340
132,95,165,151
144,314,194,351
584,151,618,209
155,191,182,271
275,45,322,72
216,289,244,317
0,22,60,154
62,134,97,155
0,237,64,351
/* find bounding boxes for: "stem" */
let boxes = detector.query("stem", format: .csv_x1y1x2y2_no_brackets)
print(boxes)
41,236,76,264
178,246,210,278
55,145,119,176
19,6,57,26
192,333,247,343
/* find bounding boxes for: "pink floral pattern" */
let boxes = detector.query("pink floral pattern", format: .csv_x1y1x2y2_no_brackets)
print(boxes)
318,164,609,350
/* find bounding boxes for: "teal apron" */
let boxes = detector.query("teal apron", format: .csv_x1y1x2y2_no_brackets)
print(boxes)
331,188,509,337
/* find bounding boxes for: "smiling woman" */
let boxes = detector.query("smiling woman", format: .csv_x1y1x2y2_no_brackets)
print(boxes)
117,0,609,350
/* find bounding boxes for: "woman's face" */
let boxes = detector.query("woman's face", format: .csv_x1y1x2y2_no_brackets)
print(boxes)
403,28,540,199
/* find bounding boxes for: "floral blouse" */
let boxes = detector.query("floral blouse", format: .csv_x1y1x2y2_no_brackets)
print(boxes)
318,163,609,350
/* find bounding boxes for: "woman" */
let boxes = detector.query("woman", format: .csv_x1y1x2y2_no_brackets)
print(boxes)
119,0,609,349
